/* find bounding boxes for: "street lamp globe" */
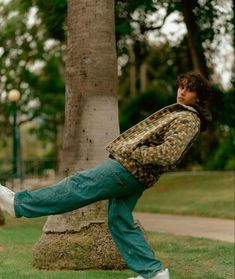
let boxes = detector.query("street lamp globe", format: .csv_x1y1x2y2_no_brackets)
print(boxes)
8,89,20,102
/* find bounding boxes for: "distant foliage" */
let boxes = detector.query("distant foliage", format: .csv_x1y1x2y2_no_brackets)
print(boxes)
119,89,174,132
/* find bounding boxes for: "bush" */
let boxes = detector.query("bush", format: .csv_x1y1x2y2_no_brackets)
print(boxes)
207,130,235,170
119,89,174,132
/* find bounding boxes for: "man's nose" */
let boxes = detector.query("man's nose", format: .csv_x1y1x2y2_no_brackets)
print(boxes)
180,88,186,95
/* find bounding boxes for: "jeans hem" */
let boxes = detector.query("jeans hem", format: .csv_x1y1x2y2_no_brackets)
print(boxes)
140,267,165,279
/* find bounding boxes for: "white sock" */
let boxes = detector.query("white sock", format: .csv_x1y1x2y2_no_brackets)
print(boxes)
0,185,16,217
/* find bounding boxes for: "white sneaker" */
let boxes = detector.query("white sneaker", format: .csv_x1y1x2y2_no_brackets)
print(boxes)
128,276,145,279
128,268,170,279
0,184,15,217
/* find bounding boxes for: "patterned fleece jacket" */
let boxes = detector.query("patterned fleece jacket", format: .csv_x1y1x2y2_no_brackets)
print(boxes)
106,103,212,188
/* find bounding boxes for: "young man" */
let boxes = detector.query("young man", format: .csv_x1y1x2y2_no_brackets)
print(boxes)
0,73,211,279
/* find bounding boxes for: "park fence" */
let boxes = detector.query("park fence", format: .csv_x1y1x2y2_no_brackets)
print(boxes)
0,158,58,186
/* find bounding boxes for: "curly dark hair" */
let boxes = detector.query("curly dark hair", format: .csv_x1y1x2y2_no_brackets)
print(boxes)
177,73,211,105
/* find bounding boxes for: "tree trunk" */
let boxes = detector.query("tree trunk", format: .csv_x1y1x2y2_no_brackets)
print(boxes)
232,0,235,78
181,0,210,80
140,62,147,92
0,208,5,226
129,44,137,96
33,0,125,270
55,124,64,174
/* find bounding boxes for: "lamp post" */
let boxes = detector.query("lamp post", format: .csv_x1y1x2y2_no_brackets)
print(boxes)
8,89,21,181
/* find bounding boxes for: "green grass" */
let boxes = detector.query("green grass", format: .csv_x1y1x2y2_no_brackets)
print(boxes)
136,171,234,219
0,216,234,279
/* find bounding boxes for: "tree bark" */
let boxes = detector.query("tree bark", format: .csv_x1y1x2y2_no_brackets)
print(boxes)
140,62,147,92
0,208,5,226
181,0,210,80
232,0,235,78
33,0,125,270
129,44,137,96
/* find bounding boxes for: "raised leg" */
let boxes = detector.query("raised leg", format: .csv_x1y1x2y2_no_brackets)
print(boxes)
4,159,144,218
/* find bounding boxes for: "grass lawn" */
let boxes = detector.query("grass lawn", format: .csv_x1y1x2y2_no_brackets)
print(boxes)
136,171,234,219
0,216,234,279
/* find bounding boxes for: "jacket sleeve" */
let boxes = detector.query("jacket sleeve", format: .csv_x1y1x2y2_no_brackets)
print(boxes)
131,115,200,166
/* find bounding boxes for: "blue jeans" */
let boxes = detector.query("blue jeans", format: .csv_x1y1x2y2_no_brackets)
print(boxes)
14,159,163,278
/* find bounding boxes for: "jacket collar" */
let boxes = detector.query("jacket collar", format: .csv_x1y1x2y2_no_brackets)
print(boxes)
163,103,212,132
180,104,198,114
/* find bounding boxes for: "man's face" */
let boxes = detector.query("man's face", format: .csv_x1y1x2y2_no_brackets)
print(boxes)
177,81,199,105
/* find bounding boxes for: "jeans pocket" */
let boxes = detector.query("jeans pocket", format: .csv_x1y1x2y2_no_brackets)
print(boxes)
110,169,126,187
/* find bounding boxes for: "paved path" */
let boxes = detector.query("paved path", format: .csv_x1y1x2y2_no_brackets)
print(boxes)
134,212,234,243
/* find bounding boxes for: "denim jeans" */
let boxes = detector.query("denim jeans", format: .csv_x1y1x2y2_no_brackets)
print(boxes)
14,159,163,278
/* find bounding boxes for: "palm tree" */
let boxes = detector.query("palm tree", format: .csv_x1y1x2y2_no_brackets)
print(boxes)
33,0,125,269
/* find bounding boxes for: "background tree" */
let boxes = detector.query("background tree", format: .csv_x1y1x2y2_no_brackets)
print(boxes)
180,0,210,79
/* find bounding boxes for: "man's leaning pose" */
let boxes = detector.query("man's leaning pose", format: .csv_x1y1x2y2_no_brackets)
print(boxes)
0,73,212,279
